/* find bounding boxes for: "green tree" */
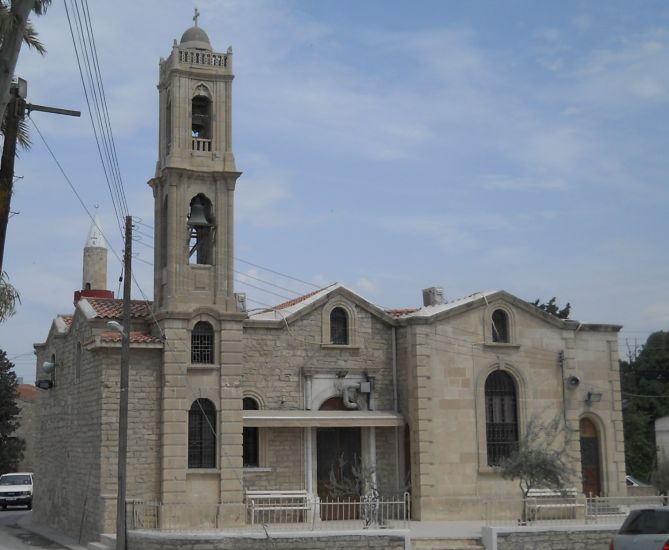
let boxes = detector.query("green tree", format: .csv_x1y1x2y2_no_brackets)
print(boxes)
498,415,574,522
620,331,669,481
531,297,571,319
0,348,24,474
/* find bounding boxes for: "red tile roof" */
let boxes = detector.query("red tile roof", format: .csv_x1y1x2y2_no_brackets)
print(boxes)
86,298,152,319
267,287,329,311
62,315,74,328
17,384,36,401
97,331,162,344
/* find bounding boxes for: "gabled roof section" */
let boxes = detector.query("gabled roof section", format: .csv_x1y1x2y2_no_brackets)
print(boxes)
79,297,153,320
249,283,340,321
403,291,498,319
247,282,395,325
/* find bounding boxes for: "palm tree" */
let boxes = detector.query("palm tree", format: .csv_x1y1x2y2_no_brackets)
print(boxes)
0,0,50,282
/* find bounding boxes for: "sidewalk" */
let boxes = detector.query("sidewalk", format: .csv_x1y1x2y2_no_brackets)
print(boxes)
17,514,88,550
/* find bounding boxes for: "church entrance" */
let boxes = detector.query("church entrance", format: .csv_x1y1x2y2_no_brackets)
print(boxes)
316,397,362,502
579,417,602,496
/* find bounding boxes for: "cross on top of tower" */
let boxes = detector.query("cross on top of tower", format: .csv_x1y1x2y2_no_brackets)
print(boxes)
193,8,200,27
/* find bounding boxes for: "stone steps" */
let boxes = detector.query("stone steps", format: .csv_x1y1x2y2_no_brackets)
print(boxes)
412,537,485,550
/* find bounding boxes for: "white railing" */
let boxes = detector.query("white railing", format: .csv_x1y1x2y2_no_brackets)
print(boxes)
178,50,228,67
192,138,212,152
128,493,410,532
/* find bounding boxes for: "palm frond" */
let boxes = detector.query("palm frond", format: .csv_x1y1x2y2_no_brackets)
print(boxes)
32,0,52,17
22,19,45,55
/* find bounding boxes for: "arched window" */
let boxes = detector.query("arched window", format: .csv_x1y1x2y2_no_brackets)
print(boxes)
188,194,214,265
484,370,518,466
243,397,259,467
330,307,349,345
191,321,214,364
188,399,216,468
191,95,211,139
492,309,510,343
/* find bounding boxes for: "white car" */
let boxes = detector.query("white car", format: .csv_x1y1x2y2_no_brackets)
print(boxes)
0,472,33,510
610,508,669,550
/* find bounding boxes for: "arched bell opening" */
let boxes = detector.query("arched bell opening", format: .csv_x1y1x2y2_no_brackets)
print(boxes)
187,194,215,265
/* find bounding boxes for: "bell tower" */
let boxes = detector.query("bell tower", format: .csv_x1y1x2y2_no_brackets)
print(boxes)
150,10,240,314
149,14,245,522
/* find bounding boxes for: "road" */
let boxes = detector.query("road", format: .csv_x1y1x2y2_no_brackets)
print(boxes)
0,509,68,549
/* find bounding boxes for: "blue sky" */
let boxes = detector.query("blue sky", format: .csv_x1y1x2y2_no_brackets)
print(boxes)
2,0,668,382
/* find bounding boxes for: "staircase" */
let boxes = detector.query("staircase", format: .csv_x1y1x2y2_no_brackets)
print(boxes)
412,537,485,550
87,533,115,550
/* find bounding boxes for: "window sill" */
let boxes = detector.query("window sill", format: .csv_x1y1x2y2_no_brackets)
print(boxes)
478,464,503,475
186,468,219,475
483,343,520,350
243,467,272,473
188,364,218,370
321,344,360,350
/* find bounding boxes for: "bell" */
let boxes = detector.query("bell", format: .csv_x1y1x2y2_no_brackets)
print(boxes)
188,201,209,227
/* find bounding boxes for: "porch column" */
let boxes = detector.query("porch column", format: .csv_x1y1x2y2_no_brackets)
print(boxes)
305,427,314,496
369,427,377,489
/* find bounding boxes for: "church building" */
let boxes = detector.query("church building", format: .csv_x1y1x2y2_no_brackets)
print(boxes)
31,18,627,544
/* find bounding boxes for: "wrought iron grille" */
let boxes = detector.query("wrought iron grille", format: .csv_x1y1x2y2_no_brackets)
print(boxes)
188,399,216,468
330,307,348,345
191,322,214,364
485,370,518,465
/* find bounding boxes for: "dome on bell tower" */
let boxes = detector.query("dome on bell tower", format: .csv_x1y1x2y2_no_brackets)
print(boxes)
180,9,211,51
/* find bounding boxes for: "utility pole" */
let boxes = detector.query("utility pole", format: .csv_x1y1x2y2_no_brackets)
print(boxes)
116,215,132,550
0,77,80,273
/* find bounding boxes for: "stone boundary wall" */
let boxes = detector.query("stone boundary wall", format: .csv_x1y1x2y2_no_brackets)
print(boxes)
483,525,617,550
128,530,407,550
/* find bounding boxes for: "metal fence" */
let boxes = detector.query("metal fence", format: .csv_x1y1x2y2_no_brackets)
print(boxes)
128,493,410,532
482,494,668,527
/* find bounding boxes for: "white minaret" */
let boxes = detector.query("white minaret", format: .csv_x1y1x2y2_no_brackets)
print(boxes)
82,215,107,292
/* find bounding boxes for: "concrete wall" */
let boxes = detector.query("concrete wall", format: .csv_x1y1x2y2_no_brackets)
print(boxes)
128,531,406,550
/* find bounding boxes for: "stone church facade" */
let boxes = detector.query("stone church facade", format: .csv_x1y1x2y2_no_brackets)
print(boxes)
32,20,626,544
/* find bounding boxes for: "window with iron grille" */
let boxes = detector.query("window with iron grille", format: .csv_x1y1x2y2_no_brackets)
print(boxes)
188,399,216,468
243,397,259,467
191,321,214,364
330,307,348,345
491,309,510,343
485,370,518,466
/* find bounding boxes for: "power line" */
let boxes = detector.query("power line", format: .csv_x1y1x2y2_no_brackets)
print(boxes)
64,0,129,240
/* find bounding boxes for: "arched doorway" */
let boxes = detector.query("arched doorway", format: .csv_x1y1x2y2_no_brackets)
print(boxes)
316,397,361,501
580,417,602,496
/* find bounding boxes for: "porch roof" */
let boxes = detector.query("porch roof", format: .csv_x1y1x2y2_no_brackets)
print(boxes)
242,410,404,428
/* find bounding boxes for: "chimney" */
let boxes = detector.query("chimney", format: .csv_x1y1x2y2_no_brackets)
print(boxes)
422,287,445,307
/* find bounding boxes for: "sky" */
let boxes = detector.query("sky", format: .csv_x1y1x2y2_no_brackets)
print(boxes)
1,0,668,383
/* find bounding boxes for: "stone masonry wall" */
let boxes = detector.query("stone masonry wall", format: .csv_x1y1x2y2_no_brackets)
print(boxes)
99,347,162,534
243,428,304,490
243,302,399,494
128,531,406,550
496,528,616,550
32,313,104,544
